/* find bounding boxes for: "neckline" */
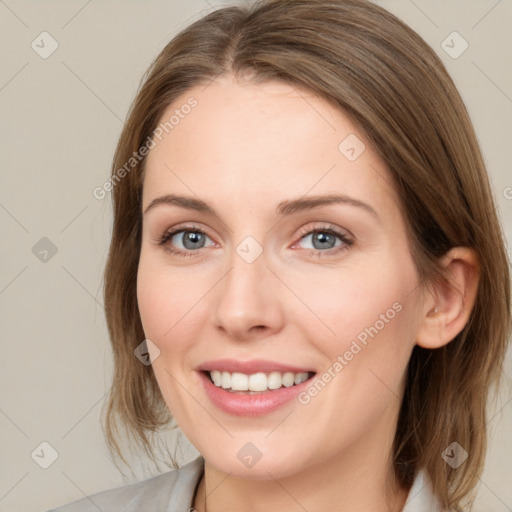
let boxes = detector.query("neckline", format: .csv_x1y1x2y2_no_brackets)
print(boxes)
184,457,440,512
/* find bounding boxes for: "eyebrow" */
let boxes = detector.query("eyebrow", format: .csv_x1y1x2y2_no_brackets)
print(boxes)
143,193,380,221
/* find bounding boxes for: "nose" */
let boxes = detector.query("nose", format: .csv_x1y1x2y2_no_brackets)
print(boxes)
212,248,285,342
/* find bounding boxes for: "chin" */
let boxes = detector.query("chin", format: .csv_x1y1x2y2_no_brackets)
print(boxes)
196,437,312,480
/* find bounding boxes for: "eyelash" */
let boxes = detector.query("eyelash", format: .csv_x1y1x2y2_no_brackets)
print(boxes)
156,223,353,259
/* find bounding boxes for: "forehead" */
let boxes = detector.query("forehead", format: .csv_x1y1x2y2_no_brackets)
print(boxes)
142,75,399,219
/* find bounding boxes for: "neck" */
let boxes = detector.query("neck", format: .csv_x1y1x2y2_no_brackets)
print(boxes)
193,414,409,512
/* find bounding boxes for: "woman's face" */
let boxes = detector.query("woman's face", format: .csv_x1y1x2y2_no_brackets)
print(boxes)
137,75,426,479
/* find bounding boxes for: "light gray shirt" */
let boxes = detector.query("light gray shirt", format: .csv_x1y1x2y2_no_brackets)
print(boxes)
47,456,442,511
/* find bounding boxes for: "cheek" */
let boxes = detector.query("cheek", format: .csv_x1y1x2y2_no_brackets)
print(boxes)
298,262,407,328
136,256,202,417
294,252,419,369
137,251,184,347
136,264,171,341
136,253,213,356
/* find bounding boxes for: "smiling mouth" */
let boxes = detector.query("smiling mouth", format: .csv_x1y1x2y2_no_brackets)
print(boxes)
204,370,316,394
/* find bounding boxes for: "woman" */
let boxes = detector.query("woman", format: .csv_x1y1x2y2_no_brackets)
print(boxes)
49,0,511,510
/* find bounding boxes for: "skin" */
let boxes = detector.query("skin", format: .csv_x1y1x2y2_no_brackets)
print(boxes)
137,75,479,512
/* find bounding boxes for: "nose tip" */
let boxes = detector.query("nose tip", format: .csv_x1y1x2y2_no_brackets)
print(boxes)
212,255,284,341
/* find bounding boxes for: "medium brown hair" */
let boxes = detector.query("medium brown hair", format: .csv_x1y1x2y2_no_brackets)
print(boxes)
101,0,511,508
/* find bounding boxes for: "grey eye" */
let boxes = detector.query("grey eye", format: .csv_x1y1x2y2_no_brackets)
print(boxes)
172,231,211,250
300,231,341,250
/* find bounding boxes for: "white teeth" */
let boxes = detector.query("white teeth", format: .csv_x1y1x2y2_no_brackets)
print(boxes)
248,372,267,392
231,372,249,391
267,371,282,390
282,372,295,387
208,370,310,392
211,370,222,387
221,371,231,389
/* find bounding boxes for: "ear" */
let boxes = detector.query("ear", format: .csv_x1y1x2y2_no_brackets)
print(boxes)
415,247,480,349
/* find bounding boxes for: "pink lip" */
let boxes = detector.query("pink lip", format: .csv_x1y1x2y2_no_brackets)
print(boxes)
197,358,313,374
197,362,316,417
198,372,314,417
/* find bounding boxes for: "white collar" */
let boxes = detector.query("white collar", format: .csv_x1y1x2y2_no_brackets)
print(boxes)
402,469,442,512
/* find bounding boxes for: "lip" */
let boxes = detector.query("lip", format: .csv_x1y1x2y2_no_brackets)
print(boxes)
197,358,314,374
197,361,316,417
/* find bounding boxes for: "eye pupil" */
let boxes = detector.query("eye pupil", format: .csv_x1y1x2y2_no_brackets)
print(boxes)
183,231,205,249
313,231,336,249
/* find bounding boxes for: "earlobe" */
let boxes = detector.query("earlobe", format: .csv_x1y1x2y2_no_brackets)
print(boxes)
415,247,480,350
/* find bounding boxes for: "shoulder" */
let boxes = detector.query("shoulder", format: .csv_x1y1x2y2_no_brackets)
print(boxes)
46,456,204,512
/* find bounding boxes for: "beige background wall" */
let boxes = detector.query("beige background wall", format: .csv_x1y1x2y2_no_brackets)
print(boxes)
1,1,511,511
